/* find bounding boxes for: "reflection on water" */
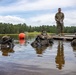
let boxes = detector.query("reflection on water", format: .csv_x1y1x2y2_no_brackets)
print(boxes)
0,48,14,56
19,39,26,45
31,41,53,57
0,35,76,75
72,46,76,57
33,46,47,57
55,41,65,70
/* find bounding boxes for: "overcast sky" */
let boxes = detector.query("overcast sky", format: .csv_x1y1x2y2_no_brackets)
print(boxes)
0,0,76,26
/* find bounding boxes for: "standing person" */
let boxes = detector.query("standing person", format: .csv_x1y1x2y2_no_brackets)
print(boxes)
55,8,64,36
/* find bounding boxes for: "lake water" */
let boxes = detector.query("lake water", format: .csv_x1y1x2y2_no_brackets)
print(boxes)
0,36,76,75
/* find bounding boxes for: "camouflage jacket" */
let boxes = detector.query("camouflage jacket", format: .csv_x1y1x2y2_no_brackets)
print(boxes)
55,12,64,22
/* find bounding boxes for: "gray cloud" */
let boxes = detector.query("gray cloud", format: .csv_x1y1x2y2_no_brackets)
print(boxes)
0,0,76,26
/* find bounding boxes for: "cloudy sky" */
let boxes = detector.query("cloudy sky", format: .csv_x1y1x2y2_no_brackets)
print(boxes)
0,0,76,26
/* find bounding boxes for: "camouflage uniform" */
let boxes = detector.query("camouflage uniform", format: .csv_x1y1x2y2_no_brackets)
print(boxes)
55,12,64,35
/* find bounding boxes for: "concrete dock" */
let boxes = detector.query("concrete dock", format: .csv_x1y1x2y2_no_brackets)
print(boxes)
52,35,75,41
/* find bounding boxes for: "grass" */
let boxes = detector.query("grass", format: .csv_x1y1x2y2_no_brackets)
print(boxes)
0,32,40,38
26,32,40,36
0,32,73,37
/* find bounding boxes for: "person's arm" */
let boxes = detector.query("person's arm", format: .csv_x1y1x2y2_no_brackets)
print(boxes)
55,13,59,22
62,13,64,21
55,13,57,21
60,13,64,23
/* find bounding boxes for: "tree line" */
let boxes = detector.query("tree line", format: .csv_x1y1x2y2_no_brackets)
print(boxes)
0,23,76,34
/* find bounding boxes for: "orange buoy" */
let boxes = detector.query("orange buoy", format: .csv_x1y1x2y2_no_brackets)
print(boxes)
19,33,25,40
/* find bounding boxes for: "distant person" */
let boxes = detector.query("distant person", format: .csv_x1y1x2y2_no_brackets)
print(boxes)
36,30,48,41
1,35,12,44
55,8,64,36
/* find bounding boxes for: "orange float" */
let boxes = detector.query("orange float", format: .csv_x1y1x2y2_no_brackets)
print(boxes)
19,33,25,40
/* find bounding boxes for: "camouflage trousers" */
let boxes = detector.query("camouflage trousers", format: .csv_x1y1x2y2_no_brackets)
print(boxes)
56,22,64,35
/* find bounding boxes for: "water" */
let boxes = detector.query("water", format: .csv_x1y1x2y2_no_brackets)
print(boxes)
0,36,76,75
